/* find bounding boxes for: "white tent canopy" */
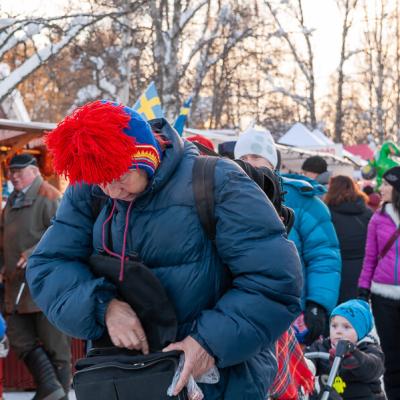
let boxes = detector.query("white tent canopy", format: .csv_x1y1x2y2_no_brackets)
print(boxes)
311,128,334,145
276,144,355,175
183,127,356,175
278,123,327,147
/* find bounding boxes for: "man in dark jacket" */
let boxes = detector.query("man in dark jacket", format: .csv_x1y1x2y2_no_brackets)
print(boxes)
0,154,70,400
26,101,303,399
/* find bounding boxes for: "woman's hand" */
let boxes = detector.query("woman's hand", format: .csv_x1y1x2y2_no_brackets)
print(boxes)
163,336,215,396
105,299,149,354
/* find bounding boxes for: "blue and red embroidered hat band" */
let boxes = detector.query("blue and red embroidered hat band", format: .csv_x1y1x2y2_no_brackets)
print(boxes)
122,105,162,179
46,100,163,185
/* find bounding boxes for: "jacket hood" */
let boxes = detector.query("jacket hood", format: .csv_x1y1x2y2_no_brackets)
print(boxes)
316,171,331,185
329,198,368,215
148,118,187,193
282,173,327,197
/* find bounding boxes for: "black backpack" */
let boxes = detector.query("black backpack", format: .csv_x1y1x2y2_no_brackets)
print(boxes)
192,155,295,241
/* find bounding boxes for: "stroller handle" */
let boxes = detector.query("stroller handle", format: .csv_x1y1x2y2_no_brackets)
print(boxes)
304,352,330,360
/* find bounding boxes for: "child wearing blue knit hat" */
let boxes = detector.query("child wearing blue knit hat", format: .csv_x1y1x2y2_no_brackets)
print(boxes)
306,299,385,399
330,299,373,345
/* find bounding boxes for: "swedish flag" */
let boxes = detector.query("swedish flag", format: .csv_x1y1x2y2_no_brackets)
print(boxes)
133,82,164,120
173,97,192,136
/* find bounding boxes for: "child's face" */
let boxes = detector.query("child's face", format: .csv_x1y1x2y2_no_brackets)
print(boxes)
330,315,358,348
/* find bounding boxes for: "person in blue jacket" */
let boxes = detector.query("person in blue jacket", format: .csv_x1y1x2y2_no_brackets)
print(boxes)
26,101,302,400
0,312,6,340
234,128,341,346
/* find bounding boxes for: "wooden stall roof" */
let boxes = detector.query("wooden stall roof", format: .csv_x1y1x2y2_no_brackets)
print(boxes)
0,118,56,162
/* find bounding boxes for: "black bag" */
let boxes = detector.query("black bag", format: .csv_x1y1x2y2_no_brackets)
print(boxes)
73,254,179,399
74,347,188,400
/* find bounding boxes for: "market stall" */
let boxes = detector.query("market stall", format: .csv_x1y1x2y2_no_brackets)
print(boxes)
0,118,59,206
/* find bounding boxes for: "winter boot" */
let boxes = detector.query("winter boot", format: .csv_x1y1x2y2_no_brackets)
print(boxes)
24,347,66,400
54,362,71,400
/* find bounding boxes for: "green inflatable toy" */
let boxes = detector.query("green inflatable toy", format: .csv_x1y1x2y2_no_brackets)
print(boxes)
361,141,400,187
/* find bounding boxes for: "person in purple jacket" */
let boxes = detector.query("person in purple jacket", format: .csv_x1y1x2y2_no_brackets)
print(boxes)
358,165,400,400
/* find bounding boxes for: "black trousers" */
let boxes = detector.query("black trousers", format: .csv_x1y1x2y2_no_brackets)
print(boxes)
6,311,71,365
371,294,400,400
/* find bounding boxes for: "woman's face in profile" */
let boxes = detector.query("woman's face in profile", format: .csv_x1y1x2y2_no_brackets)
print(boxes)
100,169,149,201
380,180,393,203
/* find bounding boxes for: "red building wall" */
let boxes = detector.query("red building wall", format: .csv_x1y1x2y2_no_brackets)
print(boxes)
2,339,85,390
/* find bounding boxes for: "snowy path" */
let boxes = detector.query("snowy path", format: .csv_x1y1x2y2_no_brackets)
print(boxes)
3,392,76,399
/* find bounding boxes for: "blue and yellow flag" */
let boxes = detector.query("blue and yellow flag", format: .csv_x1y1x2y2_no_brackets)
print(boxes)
173,97,192,136
133,82,164,121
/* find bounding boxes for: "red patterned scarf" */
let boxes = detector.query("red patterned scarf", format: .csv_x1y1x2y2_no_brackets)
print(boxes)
269,326,314,399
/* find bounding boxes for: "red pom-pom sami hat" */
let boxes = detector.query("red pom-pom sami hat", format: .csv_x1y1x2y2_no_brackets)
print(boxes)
46,100,163,185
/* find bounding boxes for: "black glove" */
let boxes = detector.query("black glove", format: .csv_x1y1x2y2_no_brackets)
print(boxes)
303,301,327,345
329,341,359,370
341,349,361,370
357,287,371,302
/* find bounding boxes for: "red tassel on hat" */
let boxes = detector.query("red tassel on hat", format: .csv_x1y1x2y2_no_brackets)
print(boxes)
46,101,137,185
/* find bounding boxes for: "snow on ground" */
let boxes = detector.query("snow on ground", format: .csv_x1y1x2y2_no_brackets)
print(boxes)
3,391,76,399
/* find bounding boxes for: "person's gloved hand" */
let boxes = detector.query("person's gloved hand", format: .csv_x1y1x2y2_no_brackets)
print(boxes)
303,301,327,345
341,349,361,370
357,287,371,302
329,341,359,370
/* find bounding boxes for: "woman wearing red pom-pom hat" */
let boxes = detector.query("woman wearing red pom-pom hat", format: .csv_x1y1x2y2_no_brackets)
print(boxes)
26,100,302,399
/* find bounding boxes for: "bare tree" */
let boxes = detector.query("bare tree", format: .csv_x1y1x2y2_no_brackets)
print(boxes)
394,0,400,141
0,2,147,104
40,1,255,122
361,0,391,143
149,0,254,119
334,0,359,143
265,0,317,128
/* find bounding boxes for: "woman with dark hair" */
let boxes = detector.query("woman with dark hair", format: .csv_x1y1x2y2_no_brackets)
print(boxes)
325,175,372,304
358,166,400,400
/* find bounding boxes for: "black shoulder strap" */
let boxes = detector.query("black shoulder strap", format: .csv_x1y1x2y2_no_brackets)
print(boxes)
192,155,295,242
378,225,400,260
192,156,218,241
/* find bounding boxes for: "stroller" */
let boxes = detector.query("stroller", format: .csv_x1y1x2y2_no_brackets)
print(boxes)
304,340,357,400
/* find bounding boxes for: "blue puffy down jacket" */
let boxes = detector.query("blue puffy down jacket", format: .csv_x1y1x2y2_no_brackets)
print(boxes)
27,122,302,399
282,173,341,313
